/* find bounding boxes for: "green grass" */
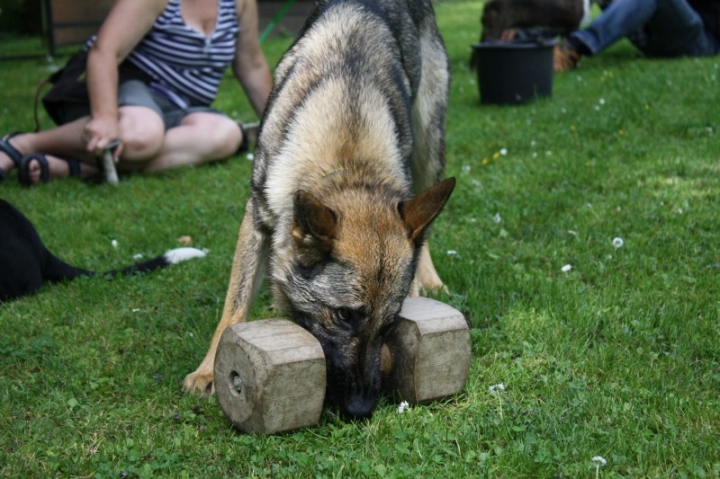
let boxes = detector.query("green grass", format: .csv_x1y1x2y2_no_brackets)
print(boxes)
1,1,719,477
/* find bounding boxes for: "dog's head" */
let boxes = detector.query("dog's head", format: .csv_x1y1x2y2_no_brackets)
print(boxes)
480,0,507,40
271,178,455,419
481,0,586,41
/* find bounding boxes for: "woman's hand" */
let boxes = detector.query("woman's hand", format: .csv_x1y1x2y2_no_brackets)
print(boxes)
84,117,124,161
84,0,167,162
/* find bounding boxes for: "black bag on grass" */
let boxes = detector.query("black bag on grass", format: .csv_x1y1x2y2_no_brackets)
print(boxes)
36,49,152,128
40,49,91,126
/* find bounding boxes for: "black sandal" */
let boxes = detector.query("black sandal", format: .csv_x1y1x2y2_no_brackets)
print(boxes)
18,153,82,187
236,122,259,155
0,133,24,182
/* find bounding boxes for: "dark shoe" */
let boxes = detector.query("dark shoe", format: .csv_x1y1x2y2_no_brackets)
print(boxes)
554,39,581,72
236,122,259,155
18,153,82,187
0,133,25,182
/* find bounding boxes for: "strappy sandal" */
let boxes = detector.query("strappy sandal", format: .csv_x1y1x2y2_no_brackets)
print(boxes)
0,133,25,182
18,153,83,187
236,122,259,155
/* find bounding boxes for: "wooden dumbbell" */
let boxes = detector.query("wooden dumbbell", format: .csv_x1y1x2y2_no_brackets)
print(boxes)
214,297,471,434
213,318,327,434
381,296,471,403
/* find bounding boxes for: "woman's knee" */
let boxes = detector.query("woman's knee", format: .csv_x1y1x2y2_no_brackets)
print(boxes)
185,114,242,158
118,107,165,161
215,118,244,157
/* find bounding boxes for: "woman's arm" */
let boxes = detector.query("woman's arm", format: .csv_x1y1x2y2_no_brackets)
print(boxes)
84,0,168,158
232,0,273,118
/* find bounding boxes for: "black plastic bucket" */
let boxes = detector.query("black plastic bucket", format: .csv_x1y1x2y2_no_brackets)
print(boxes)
472,39,556,105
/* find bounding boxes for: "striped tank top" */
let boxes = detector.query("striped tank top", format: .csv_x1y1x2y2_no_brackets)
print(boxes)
89,0,239,108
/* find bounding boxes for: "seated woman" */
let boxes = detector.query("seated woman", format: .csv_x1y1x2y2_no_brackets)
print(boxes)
0,0,272,185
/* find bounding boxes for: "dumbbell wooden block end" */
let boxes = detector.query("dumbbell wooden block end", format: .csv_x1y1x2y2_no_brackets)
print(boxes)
214,319,326,434
383,297,471,403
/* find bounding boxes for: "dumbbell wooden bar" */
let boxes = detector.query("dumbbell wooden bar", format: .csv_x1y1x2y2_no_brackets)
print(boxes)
214,297,471,434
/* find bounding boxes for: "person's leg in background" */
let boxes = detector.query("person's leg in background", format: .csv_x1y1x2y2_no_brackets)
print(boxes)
555,0,716,70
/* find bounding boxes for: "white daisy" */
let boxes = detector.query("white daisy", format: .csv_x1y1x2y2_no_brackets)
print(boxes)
488,383,505,393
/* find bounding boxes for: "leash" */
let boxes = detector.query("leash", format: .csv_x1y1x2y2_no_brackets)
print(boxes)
32,77,54,132
101,139,121,185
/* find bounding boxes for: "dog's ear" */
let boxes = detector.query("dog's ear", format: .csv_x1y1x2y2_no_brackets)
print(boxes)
293,190,337,254
398,177,456,244
480,2,499,40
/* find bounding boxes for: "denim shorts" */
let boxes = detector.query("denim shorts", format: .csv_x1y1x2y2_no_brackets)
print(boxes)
61,79,226,130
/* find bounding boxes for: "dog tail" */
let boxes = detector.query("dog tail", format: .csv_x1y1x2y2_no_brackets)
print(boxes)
108,247,207,276
43,247,207,282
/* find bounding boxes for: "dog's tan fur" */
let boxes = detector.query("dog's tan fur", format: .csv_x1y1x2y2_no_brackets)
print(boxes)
184,0,454,418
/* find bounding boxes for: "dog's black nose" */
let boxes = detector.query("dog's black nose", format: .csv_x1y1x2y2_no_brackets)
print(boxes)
343,395,376,420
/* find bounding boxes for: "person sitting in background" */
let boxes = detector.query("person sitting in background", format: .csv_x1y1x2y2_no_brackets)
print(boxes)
554,0,720,71
0,0,272,186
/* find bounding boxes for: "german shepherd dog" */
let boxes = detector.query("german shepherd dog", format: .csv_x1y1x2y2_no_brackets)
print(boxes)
184,0,455,419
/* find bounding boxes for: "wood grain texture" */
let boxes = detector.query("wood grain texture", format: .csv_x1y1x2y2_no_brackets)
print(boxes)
383,297,471,403
214,319,326,434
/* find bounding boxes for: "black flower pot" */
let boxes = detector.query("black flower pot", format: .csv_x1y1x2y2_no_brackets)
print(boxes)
472,38,556,105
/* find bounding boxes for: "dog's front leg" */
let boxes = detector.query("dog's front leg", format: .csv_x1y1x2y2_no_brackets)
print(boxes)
413,241,448,296
184,199,268,394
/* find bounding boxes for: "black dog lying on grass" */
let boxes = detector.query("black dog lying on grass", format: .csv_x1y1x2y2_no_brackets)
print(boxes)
0,199,206,302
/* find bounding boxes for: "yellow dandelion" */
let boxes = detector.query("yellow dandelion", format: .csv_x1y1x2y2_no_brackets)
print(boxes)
482,158,489,165
493,152,500,160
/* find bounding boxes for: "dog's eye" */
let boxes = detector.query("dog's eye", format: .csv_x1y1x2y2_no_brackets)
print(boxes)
334,308,360,323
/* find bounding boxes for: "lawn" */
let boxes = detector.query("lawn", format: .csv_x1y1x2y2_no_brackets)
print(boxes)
1,1,719,477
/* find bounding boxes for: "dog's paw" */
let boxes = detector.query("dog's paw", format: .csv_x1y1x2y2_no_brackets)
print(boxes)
420,283,449,297
408,280,420,298
409,279,449,297
183,370,215,395
412,274,448,297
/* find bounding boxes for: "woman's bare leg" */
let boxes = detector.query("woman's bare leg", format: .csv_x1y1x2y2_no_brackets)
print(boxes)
3,119,100,182
19,106,164,184
142,112,242,172
9,108,240,183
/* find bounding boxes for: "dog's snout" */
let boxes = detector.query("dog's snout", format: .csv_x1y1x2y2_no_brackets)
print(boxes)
343,393,377,420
